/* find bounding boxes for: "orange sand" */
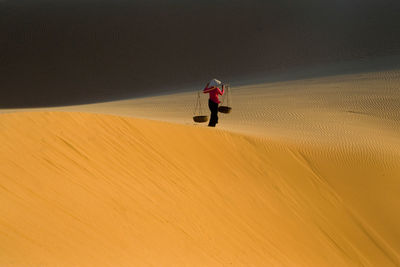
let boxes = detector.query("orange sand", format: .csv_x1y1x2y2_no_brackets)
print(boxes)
1,110,400,266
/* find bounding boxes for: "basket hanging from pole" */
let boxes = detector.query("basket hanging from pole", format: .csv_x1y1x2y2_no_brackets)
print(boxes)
218,84,232,114
193,91,209,123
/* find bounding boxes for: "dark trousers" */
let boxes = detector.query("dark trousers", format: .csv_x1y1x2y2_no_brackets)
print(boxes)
208,99,219,127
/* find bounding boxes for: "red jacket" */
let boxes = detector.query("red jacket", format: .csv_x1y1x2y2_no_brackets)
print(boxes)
203,85,224,104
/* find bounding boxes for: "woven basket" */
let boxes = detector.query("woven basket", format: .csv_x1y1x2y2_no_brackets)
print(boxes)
218,106,232,114
193,115,209,123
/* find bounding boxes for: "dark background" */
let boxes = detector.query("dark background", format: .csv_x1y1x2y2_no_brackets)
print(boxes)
1,0,400,107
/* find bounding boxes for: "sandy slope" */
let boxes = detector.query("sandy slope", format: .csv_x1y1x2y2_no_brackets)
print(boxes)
1,111,400,266
4,70,399,147
1,70,400,266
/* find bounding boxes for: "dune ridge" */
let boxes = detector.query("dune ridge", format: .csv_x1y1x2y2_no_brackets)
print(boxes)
6,69,397,150
1,111,400,266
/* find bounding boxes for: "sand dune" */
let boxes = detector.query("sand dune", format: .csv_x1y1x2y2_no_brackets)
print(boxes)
6,69,398,147
1,110,400,266
1,70,400,265
2,1,400,264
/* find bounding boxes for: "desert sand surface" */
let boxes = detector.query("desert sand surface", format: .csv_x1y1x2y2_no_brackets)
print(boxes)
3,69,400,145
1,70,400,266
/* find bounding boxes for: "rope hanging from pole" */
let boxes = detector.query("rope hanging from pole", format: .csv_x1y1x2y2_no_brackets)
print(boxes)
218,84,232,114
193,90,209,123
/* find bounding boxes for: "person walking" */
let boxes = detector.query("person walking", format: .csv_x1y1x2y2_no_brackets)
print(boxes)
203,78,225,127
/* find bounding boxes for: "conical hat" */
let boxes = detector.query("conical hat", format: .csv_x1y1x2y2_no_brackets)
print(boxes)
209,78,222,88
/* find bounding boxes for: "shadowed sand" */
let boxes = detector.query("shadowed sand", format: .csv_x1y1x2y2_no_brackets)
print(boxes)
1,70,400,266
2,1,399,107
